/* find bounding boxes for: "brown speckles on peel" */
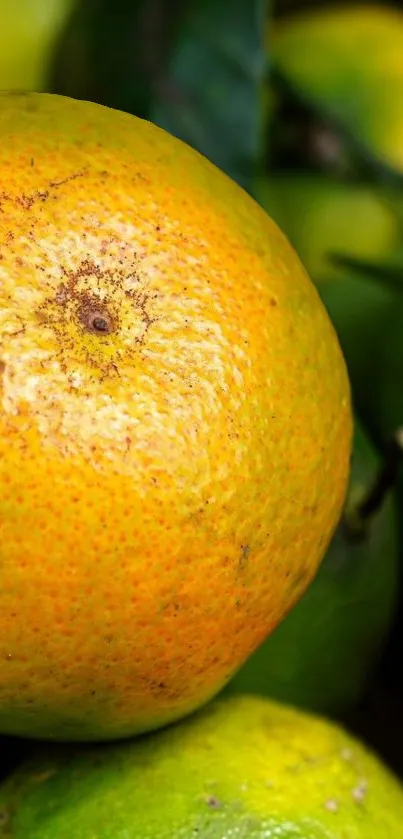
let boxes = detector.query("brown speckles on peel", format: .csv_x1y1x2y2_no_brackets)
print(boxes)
0,93,351,741
48,170,87,190
16,190,50,210
0,170,86,215
34,258,157,382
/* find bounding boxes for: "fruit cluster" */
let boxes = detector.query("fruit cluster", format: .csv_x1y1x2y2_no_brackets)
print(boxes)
1,2,403,837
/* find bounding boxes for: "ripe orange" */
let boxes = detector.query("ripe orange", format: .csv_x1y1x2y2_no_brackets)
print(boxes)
0,93,352,741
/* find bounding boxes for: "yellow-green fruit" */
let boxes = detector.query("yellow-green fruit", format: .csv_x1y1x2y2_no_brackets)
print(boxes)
255,175,399,283
1,695,402,837
0,93,351,741
0,0,74,92
271,5,403,174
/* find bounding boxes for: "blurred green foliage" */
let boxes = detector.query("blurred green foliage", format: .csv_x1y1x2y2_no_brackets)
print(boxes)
271,5,403,175
51,0,268,191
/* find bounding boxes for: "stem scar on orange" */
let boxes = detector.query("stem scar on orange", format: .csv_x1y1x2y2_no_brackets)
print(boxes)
0,93,352,741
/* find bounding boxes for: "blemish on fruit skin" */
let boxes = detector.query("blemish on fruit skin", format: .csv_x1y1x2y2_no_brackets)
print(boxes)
205,795,222,809
77,298,116,336
48,171,87,190
29,768,57,784
352,778,368,804
33,257,158,381
2,170,87,215
238,544,250,570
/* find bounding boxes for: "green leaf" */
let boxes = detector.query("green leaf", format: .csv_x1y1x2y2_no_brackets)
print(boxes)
318,257,403,447
271,5,403,177
328,252,403,294
52,0,269,191
354,298,403,445
319,271,396,430
152,0,268,190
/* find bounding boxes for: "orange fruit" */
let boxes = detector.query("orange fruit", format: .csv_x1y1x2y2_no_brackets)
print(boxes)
0,92,352,741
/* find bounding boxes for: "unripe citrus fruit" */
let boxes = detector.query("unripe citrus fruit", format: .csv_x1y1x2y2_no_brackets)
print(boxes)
0,93,351,741
0,695,402,837
0,0,74,93
271,5,403,175
255,174,399,283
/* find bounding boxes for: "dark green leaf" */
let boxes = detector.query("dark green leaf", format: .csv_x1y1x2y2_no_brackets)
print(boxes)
151,0,268,189
52,0,269,191
328,252,403,294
